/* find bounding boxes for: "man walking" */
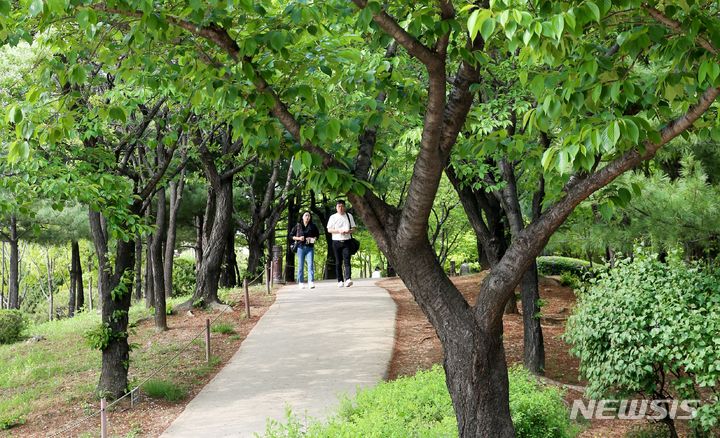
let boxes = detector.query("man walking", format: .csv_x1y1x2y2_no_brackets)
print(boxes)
326,199,355,287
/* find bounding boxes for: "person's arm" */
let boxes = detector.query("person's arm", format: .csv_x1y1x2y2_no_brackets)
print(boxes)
347,214,356,234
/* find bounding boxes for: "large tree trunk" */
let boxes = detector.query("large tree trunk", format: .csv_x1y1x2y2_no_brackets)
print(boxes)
90,209,135,399
521,261,544,373
189,179,232,308
8,215,19,309
284,191,300,282
245,223,264,280
151,188,168,330
1,242,5,309
145,208,154,308
164,175,185,298
75,242,85,311
219,222,238,287
134,239,142,301
194,214,203,274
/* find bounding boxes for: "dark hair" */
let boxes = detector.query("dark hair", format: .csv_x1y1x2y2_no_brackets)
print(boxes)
374,266,380,271
297,211,313,224
336,199,346,205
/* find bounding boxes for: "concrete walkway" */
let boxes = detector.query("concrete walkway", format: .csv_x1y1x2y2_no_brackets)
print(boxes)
160,278,396,437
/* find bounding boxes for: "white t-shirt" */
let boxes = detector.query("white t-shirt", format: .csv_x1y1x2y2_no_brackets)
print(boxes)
327,212,355,241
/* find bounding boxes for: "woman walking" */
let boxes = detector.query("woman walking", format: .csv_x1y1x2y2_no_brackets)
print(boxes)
292,211,320,289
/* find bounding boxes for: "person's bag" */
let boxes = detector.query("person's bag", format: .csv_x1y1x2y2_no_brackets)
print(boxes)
291,241,299,253
348,237,360,255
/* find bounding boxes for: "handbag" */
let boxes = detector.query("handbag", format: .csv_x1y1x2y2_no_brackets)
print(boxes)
290,224,300,253
348,237,360,255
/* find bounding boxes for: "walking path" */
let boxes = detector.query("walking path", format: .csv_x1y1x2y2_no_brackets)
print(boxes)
161,278,396,437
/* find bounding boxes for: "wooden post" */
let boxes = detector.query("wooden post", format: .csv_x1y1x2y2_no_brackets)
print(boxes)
100,398,107,438
205,318,210,363
244,278,250,319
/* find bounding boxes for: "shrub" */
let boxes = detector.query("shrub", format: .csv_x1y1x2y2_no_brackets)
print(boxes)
559,271,581,289
0,310,26,344
537,256,590,277
172,257,196,297
264,365,575,437
565,251,720,435
211,322,235,335
141,379,187,402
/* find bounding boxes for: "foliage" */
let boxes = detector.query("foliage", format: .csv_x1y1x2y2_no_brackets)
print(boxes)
559,272,581,290
172,257,196,297
565,251,720,433
264,365,575,437
83,322,114,350
211,323,235,335
140,379,187,402
537,256,590,277
0,310,26,344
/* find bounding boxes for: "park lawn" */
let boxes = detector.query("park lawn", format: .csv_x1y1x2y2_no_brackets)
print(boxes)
0,285,276,437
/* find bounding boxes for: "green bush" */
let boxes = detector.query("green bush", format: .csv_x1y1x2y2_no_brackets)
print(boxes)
565,251,720,435
141,379,187,402
0,310,26,344
537,256,590,277
264,365,575,437
559,271,581,289
172,257,196,297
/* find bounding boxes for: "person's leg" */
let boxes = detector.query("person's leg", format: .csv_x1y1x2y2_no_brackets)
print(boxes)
333,241,344,284
297,246,306,285
342,243,352,286
307,248,315,284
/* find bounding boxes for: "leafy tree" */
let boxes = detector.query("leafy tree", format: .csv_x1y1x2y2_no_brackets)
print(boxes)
5,0,720,435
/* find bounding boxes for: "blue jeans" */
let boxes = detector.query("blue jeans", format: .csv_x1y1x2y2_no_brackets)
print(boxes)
297,245,314,283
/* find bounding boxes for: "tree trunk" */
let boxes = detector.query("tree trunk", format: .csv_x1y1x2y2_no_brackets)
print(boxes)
151,187,168,330
134,239,142,301
246,224,265,281
1,242,5,309
8,215,19,309
69,242,77,318
75,242,85,312
190,180,232,307
90,209,136,399
521,261,545,374
284,192,300,282
194,214,203,274
164,176,184,298
145,211,154,308
219,222,238,287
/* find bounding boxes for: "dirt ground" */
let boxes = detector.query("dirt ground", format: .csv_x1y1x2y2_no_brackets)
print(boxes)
3,287,276,438
378,273,652,438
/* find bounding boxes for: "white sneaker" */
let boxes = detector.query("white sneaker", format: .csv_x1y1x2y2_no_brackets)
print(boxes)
299,283,305,289
337,281,344,288
345,279,353,287
309,281,315,289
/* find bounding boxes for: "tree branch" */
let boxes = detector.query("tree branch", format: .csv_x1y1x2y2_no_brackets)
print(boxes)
644,5,718,55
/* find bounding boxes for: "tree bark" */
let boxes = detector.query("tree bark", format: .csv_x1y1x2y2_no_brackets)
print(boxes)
8,215,19,309
284,191,300,282
151,187,168,330
145,208,154,308
191,180,232,307
89,209,135,399
520,261,545,373
164,174,185,297
219,187,238,288
134,239,142,301
69,242,77,317
75,242,85,312
1,242,5,309
194,214,203,274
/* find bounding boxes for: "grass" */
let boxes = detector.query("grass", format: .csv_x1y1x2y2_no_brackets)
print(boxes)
0,286,275,433
141,379,187,402
211,322,236,335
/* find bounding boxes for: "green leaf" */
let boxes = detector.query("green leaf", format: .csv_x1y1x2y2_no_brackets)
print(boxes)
7,106,23,124
599,201,613,221
109,107,127,123
47,0,66,14
586,1,601,22
480,17,496,42
552,14,564,39
301,151,312,169
291,156,302,175
467,9,481,40
268,31,285,51
0,0,11,15
326,169,338,186
29,0,43,16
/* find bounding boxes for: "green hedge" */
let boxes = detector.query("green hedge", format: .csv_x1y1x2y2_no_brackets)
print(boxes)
265,365,576,437
172,257,196,297
537,256,591,277
0,310,26,344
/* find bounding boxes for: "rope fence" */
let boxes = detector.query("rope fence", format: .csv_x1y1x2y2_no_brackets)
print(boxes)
48,269,270,438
